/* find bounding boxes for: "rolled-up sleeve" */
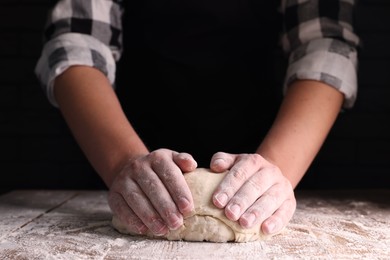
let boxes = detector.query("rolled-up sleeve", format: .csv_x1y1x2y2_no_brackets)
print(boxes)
34,0,124,107
281,0,360,108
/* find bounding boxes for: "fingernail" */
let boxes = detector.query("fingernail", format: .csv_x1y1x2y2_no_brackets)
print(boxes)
151,219,168,236
215,193,228,207
241,213,256,228
168,212,183,230
213,158,225,166
264,221,277,235
178,197,193,214
136,224,148,234
228,204,241,220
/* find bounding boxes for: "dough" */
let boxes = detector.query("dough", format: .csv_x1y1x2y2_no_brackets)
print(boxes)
111,168,268,242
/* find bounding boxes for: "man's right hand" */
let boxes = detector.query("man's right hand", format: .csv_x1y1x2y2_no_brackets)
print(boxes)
108,148,197,236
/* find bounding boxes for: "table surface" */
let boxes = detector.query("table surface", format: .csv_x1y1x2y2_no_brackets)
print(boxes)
0,189,389,260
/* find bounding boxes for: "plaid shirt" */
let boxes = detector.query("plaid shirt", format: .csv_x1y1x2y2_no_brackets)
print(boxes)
35,0,360,108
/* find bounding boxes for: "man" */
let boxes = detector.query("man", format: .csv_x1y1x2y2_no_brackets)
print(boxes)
35,0,360,237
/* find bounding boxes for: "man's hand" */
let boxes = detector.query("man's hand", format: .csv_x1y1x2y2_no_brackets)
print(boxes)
210,152,296,235
108,148,197,236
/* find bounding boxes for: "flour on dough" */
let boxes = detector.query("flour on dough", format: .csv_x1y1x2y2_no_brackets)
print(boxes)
111,168,268,242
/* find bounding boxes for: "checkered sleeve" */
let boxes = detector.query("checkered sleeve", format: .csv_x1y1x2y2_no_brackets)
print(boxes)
34,0,124,107
281,0,360,108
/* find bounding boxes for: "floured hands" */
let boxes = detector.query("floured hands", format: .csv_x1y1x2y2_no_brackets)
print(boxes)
210,152,296,235
108,149,295,237
108,148,197,236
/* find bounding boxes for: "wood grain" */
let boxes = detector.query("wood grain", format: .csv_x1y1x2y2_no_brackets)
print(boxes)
0,190,389,259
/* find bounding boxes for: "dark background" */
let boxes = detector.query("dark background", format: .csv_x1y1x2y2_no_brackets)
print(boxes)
0,0,389,193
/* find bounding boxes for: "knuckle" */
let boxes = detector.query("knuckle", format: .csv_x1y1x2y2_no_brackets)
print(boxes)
247,176,263,193
231,168,249,181
238,153,262,166
125,190,145,205
148,151,164,166
263,192,279,206
250,153,262,164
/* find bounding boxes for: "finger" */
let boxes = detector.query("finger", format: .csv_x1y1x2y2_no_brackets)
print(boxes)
238,189,283,229
212,154,263,208
261,197,296,235
133,168,184,232
108,191,148,235
151,163,194,216
238,180,292,230
223,169,276,221
113,174,170,236
210,152,235,172
172,152,198,173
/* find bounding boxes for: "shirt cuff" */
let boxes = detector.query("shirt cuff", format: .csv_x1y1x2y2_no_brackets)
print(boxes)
284,38,358,109
35,33,117,107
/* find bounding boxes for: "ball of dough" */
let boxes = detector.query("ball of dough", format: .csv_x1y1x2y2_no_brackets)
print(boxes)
111,168,267,242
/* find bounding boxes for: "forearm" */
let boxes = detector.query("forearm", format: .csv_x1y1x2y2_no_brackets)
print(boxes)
54,66,148,187
257,80,344,188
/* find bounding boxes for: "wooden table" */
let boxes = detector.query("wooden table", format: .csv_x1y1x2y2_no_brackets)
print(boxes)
0,190,389,259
